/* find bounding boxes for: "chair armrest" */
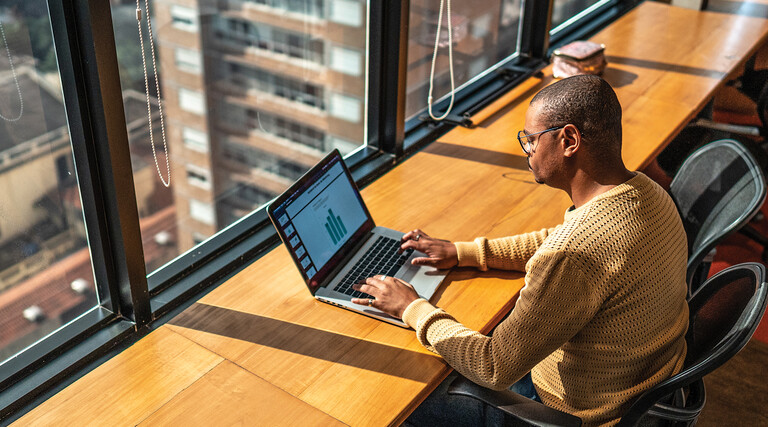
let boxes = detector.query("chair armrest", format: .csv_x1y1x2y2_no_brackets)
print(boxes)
646,380,705,423
689,118,762,137
447,375,582,427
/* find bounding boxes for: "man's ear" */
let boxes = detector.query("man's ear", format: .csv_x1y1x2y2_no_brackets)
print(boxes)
561,124,581,158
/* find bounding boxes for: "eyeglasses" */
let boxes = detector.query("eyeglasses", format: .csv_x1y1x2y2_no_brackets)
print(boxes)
517,126,565,155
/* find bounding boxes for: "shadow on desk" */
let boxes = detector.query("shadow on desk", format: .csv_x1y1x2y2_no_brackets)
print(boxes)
606,55,725,78
602,67,639,88
707,0,768,18
425,142,529,170
169,303,443,381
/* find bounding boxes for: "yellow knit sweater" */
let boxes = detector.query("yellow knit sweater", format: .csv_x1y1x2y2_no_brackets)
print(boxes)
402,173,689,426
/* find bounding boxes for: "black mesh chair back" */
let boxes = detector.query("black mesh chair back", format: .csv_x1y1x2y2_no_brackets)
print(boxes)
670,139,766,294
619,262,768,426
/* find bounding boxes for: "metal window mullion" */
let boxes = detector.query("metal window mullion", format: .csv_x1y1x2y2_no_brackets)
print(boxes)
519,0,554,61
54,0,151,326
367,0,409,157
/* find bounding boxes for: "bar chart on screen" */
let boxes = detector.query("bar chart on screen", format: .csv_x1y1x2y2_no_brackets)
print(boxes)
324,209,347,244
290,171,367,269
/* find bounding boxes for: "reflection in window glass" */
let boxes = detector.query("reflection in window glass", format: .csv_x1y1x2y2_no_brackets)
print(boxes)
406,0,524,120
551,0,610,34
0,2,98,362
110,0,369,278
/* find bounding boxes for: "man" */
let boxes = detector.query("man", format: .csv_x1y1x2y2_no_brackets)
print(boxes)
351,75,689,426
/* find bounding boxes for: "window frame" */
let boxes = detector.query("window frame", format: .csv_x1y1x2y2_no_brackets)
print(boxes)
1,0,148,420
0,0,641,421
549,0,633,48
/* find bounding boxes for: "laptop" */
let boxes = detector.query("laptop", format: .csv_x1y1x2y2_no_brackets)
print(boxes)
267,149,446,327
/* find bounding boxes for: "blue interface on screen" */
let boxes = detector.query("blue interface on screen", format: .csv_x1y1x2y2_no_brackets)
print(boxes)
274,159,367,280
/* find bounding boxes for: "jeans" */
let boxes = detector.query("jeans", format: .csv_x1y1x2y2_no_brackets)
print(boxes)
404,372,541,427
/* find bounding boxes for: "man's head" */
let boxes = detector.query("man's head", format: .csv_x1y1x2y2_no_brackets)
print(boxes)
522,75,623,187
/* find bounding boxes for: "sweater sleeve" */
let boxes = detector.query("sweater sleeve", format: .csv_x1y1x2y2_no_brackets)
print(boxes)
454,227,555,271
402,249,601,390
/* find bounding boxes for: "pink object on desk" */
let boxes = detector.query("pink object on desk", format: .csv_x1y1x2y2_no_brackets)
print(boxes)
551,41,607,78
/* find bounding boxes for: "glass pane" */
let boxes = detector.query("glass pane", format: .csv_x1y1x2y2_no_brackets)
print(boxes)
0,2,98,362
551,0,610,34
406,0,523,120
110,0,369,277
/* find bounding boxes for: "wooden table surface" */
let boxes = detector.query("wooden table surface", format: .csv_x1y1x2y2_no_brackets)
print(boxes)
16,2,768,426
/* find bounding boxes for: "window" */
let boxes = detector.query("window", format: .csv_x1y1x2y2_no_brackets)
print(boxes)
174,48,202,74
3,0,639,417
330,93,362,123
178,88,206,115
551,0,611,34
186,165,212,189
330,45,363,76
234,183,275,206
228,62,324,109
171,5,199,32
330,0,362,27
236,106,327,151
222,139,311,181
405,0,524,120
213,17,325,66
0,0,114,405
189,199,216,225
182,127,209,153
246,0,325,19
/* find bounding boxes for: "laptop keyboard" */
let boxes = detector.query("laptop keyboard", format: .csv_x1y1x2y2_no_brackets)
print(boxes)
333,236,414,299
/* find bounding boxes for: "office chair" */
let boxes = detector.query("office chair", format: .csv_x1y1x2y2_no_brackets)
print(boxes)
669,138,766,295
447,262,768,427
690,56,768,141
687,60,768,262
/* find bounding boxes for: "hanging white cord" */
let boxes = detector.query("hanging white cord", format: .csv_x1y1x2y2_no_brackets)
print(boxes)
0,21,23,122
427,0,455,121
136,1,171,187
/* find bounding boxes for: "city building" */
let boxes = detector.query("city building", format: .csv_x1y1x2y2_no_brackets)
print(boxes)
155,0,369,250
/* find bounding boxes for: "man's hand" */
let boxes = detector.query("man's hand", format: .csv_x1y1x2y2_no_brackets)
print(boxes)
400,229,458,270
351,275,420,319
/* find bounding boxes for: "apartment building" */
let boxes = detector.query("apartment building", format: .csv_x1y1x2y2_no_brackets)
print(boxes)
154,0,368,251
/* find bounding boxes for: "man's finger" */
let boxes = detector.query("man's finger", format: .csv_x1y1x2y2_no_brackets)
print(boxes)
400,239,421,252
364,276,390,288
353,283,380,295
402,229,426,241
351,297,375,306
411,256,437,266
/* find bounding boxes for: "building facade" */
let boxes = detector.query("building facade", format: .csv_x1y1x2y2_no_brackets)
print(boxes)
155,0,368,251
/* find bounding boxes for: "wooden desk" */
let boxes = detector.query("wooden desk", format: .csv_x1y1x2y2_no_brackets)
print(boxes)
16,2,768,426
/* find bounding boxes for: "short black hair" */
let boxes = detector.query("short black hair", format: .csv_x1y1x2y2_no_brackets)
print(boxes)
530,75,622,160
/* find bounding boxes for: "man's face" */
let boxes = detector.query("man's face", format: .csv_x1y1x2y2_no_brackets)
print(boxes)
522,102,563,186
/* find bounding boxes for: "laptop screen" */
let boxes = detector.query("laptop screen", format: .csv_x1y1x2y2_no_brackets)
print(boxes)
268,150,374,292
